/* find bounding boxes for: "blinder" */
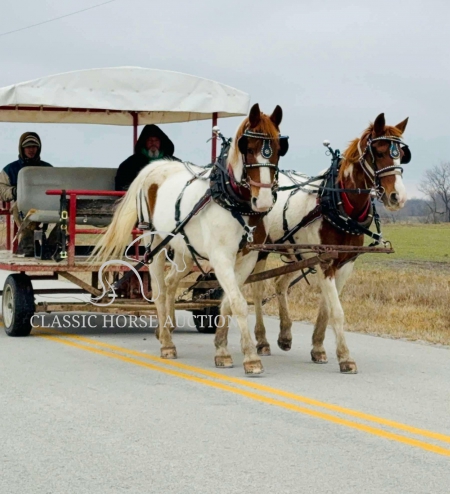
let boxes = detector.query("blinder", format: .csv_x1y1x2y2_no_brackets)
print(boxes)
238,135,248,155
279,136,289,157
389,141,411,164
389,141,400,160
237,134,289,158
401,145,411,164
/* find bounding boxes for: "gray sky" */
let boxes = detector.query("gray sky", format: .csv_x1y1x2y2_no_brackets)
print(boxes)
1,0,449,198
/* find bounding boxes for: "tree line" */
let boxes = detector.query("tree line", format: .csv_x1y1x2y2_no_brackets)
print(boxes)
378,162,450,223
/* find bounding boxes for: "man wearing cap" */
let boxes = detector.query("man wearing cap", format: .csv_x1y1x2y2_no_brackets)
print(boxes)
115,124,180,191
0,132,52,255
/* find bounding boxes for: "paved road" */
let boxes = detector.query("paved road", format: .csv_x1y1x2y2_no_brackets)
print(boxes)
0,276,449,493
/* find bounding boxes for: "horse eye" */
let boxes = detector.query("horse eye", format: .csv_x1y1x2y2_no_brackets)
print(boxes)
375,151,384,158
247,149,254,155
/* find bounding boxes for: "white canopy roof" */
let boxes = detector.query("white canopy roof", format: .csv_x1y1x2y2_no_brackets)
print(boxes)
0,67,250,125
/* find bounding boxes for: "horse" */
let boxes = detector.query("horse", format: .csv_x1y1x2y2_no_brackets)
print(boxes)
92,103,288,375
251,113,410,373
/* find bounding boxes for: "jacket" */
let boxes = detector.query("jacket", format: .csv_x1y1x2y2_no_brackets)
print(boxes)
0,132,52,202
115,125,180,191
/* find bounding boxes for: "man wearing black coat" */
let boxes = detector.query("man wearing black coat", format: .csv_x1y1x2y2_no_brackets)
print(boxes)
115,124,179,191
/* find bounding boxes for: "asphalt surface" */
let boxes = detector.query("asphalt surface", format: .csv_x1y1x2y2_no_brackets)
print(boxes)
1,276,449,493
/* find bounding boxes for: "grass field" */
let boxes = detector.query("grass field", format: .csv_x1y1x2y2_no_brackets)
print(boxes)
251,223,450,347
362,223,450,263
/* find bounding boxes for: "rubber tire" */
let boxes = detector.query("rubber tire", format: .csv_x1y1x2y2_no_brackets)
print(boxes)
2,274,35,337
192,273,224,334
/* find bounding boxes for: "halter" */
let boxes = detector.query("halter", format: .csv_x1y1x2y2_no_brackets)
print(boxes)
357,135,411,196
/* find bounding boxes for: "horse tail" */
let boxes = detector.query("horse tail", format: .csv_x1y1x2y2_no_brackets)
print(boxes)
90,175,147,263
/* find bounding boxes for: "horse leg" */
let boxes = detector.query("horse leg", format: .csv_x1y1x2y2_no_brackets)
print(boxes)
317,263,357,373
275,272,296,351
211,251,263,375
251,257,271,356
214,297,233,368
311,297,329,363
311,262,355,365
165,251,193,332
149,246,176,359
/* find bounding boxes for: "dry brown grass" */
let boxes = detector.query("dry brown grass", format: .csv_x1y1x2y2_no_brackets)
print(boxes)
244,257,450,346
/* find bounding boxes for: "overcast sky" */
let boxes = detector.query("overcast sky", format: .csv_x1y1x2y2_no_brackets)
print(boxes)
1,0,449,198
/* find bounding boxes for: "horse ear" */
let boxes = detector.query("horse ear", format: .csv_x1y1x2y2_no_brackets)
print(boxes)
248,103,261,128
395,117,409,133
373,113,385,136
270,105,283,128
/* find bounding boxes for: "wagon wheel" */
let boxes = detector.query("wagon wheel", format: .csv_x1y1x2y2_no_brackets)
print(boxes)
192,273,224,334
2,274,35,337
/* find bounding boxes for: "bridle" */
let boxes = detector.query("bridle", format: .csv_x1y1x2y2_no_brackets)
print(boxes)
357,134,411,197
235,129,289,192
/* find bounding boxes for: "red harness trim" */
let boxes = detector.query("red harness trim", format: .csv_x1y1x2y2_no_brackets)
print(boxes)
339,182,370,222
228,166,251,201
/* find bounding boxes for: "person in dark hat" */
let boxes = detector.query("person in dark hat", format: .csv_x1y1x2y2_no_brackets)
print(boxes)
0,132,53,256
115,124,180,191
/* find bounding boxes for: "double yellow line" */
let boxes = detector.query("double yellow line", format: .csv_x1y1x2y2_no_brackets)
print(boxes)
35,329,450,457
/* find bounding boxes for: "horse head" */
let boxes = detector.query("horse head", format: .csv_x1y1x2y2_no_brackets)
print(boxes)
229,103,288,212
339,113,410,212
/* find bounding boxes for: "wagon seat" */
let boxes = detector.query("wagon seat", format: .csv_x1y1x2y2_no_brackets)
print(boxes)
16,166,119,258
17,166,118,226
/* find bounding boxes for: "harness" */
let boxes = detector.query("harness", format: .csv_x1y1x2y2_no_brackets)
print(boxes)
273,135,411,278
135,128,287,273
209,128,287,247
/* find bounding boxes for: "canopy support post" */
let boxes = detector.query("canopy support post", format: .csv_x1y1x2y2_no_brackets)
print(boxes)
211,112,218,163
132,112,138,149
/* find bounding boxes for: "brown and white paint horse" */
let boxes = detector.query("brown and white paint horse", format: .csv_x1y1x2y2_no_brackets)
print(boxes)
92,104,286,375
251,113,409,373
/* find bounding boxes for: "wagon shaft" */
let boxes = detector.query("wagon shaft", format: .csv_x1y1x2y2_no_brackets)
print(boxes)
248,243,395,254
245,252,338,284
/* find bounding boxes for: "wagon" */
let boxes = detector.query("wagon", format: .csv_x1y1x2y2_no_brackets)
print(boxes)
0,67,394,337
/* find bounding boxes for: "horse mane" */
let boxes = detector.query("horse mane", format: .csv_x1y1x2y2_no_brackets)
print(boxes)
230,113,280,163
338,123,405,183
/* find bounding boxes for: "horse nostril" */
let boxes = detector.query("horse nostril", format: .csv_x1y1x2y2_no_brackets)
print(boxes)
251,197,257,206
390,192,399,204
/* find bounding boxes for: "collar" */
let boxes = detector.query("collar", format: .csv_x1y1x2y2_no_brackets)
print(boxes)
339,182,371,222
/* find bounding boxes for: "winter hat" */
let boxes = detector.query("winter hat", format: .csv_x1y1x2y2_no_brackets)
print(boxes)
22,135,41,148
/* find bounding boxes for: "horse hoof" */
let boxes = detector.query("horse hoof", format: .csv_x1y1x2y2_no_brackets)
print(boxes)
311,350,328,364
161,347,177,359
339,361,358,374
215,356,233,368
257,345,271,356
277,338,292,352
244,360,264,375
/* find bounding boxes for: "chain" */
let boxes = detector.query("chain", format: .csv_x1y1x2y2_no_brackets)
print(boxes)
175,283,221,303
175,286,194,303
192,287,220,302
262,292,278,306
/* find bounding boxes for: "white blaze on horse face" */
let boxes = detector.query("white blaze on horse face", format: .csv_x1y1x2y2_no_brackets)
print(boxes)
252,154,274,211
389,158,407,210
394,173,407,208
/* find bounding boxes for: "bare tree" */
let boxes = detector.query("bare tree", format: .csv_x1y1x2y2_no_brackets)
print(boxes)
419,162,450,222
